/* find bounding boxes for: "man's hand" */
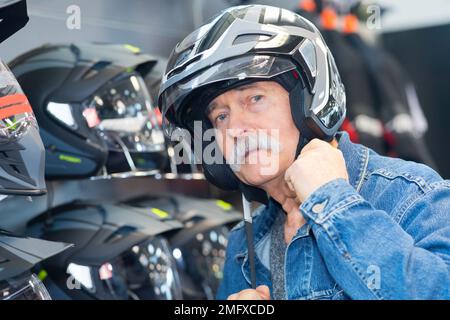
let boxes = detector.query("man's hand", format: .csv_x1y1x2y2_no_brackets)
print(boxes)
284,138,349,203
227,285,271,300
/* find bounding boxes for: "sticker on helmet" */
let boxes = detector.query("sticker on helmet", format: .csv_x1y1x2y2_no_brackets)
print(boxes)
0,93,33,120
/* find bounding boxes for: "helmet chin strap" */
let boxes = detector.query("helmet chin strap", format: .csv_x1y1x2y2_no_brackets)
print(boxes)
295,131,312,158
241,193,257,289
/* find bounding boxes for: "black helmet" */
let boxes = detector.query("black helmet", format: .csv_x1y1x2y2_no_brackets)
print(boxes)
158,5,346,202
27,203,183,300
9,43,163,179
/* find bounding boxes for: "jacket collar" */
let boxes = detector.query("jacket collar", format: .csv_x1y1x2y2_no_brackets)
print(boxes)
336,131,370,193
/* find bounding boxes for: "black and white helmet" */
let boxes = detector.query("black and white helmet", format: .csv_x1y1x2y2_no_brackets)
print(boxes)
158,5,346,201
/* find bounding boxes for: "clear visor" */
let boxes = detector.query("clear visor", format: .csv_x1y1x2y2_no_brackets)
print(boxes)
1,273,51,300
83,72,166,153
0,59,38,142
160,55,297,136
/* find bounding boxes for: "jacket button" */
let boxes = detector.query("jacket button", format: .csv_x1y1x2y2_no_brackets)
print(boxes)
312,201,327,214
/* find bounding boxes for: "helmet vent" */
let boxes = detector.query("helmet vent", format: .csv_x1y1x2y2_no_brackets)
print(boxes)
167,54,202,79
10,164,20,174
104,226,137,244
81,60,112,80
233,33,272,45
0,145,36,186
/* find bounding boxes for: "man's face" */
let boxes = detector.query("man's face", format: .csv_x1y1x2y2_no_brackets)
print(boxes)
206,80,300,187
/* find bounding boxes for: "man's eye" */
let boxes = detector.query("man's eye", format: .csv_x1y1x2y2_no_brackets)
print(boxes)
250,95,263,103
215,113,228,124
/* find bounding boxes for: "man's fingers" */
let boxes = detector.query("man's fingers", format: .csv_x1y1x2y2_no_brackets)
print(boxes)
227,293,238,300
255,285,271,300
284,172,295,192
227,287,271,300
299,138,327,155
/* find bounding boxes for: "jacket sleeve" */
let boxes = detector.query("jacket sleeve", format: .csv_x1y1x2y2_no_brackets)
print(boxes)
216,243,233,300
215,226,244,300
300,178,450,299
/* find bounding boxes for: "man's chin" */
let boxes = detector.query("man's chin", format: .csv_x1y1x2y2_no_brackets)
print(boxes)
235,165,281,187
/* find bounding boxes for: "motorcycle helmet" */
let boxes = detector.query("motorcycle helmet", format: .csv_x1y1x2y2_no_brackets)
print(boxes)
0,229,71,300
1,46,47,197
0,1,46,195
9,43,165,179
127,194,241,299
85,65,167,173
27,203,183,300
0,58,46,195
158,5,346,203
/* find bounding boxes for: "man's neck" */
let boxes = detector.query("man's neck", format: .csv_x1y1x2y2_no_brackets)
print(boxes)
262,175,306,243
263,176,298,212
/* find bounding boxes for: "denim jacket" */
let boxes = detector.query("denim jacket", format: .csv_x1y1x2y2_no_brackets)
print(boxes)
216,131,450,300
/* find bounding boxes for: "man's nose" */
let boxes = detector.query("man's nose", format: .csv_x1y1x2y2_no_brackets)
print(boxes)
227,127,248,139
226,109,254,139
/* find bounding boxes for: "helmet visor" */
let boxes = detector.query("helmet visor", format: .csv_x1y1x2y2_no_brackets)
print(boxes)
0,59,38,142
1,273,51,300
159,55,297,136
83,72,166,153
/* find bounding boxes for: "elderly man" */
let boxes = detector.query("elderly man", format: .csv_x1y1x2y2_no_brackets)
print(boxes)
158,5,450,300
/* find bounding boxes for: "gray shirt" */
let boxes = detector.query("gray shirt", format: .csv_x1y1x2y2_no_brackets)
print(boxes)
270,211,287,300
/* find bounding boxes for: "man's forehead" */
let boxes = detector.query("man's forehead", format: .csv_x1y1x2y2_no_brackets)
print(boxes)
207,82,265,112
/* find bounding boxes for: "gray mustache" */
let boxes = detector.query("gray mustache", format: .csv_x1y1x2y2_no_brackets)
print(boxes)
227,133,282,172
